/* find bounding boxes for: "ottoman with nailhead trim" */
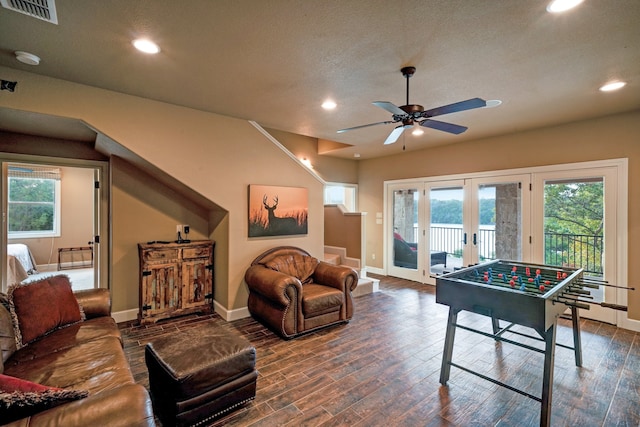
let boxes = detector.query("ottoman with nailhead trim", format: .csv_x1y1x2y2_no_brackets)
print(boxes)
145,327,257,427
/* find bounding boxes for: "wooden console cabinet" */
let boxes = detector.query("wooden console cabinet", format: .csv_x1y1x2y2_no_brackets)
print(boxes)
138,240,214,324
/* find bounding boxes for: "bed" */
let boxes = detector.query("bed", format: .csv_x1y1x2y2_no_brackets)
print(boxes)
7,255,29,285
8,244,37,274
7,244,38,285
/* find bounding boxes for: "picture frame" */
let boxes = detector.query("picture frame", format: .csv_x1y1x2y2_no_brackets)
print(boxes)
248,185,308,237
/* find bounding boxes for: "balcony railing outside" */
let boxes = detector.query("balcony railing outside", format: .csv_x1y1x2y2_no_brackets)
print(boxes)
544,232,603,274
420,225,496,260
417,225,603,274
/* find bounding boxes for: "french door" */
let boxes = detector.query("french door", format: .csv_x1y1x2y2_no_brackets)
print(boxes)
385,159,626,325
387,174,531,284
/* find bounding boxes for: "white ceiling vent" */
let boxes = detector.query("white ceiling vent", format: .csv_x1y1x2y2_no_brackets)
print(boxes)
0,0,58,24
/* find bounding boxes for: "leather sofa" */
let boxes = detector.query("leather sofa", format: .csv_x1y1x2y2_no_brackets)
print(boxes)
1,286,155,427
244,246,359,339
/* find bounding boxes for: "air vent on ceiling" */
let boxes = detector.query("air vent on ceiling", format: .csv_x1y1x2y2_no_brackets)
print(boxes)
0,0,58,24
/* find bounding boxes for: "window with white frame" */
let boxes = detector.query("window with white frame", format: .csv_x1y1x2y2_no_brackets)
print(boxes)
324,183,358,212
8,164,61,238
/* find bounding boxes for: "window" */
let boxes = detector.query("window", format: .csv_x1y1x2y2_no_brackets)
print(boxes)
8,164,61,238
324,183,358,212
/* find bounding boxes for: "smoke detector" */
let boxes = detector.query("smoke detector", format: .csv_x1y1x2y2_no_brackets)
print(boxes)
1,0,58,24
15,51,41,65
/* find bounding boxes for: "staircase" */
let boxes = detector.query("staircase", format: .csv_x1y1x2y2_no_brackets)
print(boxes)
324,245,378,296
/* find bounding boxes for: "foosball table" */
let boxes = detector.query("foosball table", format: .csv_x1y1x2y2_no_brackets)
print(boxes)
436,259,631,427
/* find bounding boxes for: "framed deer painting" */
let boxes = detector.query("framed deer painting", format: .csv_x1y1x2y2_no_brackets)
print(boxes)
248,185,308,237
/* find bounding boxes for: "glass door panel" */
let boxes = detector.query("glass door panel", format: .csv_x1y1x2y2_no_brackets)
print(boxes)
429,185,465,276
534,168,617,324
388,185,422,281
471,176,530,264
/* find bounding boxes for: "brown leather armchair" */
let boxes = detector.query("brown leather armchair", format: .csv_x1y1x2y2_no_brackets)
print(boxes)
244,246,359,339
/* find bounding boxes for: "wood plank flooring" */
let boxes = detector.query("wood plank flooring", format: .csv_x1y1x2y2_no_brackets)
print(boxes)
119,275,640,427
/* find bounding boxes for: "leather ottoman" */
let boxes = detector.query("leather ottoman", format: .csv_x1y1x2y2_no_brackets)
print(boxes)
145,327,257,427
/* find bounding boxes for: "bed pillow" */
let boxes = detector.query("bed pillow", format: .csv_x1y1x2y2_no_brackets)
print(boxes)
0,374,88,423
8,275,84,349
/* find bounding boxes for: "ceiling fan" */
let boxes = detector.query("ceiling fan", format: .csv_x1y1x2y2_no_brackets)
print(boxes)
337,66,487,145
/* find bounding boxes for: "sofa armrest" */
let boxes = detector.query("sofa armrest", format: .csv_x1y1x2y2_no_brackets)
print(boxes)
313,262,358,293
245,265,303,307
4,383,155,427
74,288,111,319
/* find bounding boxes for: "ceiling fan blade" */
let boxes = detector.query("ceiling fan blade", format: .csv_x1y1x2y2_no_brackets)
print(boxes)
420,119,468,135
337,120,394,133
421,98,487,118
373,101,407,116
383,125,406,145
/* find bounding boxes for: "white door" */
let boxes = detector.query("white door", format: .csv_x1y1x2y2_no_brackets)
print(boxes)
426,181,466,280
387,183,422,282
424,176,530,284
532,167,618,324
468,175,531,265
389,176,530,284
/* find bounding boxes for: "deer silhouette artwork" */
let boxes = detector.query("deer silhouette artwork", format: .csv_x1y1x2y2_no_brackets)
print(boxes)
263,195,298,235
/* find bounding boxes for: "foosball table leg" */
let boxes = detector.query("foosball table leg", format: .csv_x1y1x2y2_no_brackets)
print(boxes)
540,321,558,427
570,306,583,367
491,316,500,336
439,307,460,385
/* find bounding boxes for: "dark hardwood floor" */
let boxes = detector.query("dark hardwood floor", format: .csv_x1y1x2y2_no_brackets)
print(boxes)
119,275,639,427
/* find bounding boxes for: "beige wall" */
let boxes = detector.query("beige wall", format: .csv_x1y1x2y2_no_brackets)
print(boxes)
265,128,359,184
324,205,362,259
110,156,210,312
9,165,94,268
0,66,325,315
358,110,640,319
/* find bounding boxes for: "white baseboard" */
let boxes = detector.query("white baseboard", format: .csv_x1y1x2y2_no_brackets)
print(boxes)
112,308,138,324
214,300,250,321
35,263,57,272
366,265,385,275
113,304,252,324
619,315,640,332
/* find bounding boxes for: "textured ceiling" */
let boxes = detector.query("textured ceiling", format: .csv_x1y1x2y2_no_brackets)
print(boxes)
0,0,638,159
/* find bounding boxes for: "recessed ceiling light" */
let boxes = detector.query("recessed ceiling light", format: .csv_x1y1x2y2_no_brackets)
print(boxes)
546,0,584,13
599,81,627,92
133,39,160,54
485,99,502,108
353,153,361,158
412,127,424,136
322,100,337,110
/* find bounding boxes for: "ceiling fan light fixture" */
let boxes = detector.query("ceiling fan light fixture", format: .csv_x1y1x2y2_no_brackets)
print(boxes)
599,81,626,92
412,126,424,136
133,39,160,54
546,0,584,13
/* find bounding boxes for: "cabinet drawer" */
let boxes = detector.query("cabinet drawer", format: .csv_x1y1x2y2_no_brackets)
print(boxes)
183,247,211,259
142,249,178,262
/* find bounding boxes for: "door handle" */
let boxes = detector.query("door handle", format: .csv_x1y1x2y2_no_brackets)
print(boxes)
463,232,467,245
473,233,477,245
